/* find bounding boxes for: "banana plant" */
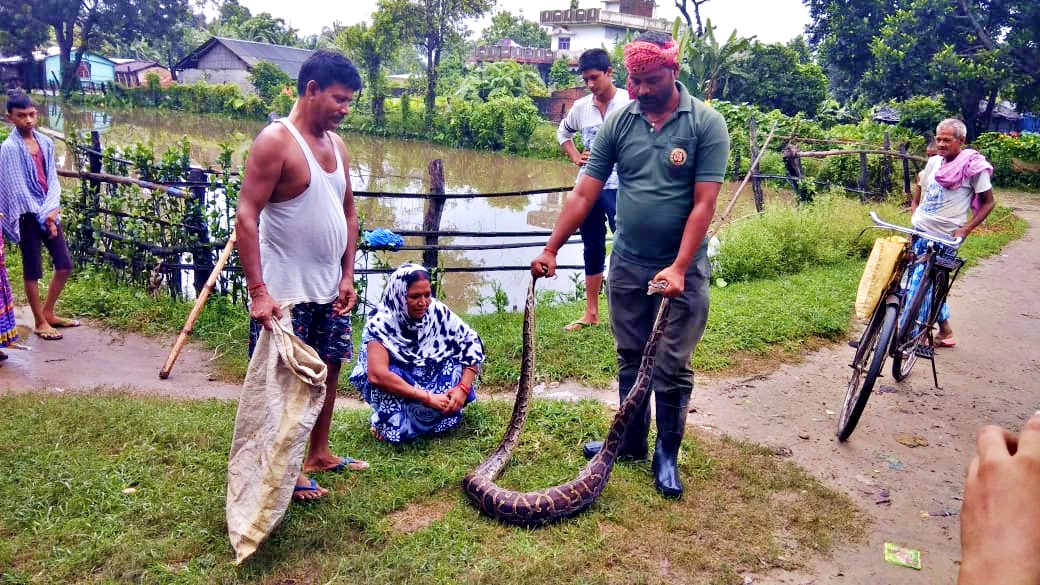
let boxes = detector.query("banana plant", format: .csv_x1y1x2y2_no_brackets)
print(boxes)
676,18,752,101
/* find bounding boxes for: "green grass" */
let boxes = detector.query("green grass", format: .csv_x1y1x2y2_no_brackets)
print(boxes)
0,393,863,584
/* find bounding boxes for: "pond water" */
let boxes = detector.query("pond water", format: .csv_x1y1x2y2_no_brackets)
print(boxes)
41,104,589,314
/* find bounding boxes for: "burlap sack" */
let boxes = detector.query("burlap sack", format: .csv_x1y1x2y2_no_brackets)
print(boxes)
226,314,327,565
855,236,908,320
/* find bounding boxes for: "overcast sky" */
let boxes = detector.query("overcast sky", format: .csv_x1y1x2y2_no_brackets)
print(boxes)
235,0,810,45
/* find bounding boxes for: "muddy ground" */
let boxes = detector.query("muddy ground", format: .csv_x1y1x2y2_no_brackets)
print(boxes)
2,196,1038,584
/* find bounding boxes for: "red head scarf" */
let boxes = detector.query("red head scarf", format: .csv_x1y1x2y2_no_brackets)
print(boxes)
623,39,680,99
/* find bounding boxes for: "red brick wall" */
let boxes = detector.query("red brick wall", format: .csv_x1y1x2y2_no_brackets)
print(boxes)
535,86,588,123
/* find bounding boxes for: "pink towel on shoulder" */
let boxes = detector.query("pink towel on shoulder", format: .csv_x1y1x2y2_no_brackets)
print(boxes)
934,149,993,215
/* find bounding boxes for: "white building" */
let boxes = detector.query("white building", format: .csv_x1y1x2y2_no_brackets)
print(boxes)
539,0,672,57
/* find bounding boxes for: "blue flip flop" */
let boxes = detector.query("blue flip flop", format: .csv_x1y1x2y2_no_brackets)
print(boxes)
292,479,325,502
326,456,369,473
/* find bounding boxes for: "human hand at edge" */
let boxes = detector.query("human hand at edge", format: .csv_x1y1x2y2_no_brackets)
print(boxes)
958,412,1040,585
530,250,557,278
248,290,283,330
651,265,685,298
334,278,357,316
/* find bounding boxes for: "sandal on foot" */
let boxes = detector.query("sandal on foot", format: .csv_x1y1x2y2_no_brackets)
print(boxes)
35,327,63,341
563,320,596,332
325,456,369,473
49,317,80,328
935,337,957,348
292,479,327,502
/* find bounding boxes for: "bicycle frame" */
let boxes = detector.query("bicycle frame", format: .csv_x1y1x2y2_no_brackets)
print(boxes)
864,212,964,380
894,243,964,354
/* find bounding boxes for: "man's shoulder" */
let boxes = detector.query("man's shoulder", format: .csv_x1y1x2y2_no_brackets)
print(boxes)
570,92,595,111
610,87,632,106
249,122,293,154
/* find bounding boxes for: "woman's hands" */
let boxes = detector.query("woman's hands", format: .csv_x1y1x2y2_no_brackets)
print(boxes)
422,384,469,415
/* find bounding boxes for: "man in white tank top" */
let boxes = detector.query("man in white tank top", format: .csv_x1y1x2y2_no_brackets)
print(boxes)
235,50,366,502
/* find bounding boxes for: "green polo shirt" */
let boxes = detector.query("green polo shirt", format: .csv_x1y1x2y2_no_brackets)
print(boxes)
584,81,730,265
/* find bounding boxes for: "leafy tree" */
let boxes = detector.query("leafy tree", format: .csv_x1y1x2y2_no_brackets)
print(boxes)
479,11,550,48
803,0,898,102
722,40,828,117
249,61,292,102
0,2,49,65
216,0,252,30
237,13,299,46
408,0,494,129
455,60,547,101
890,95,950,137
339,2,415,126
864,0,1019,139
548,56,577,89
0,0,191,94
677,19,752,101
954,0,1040,111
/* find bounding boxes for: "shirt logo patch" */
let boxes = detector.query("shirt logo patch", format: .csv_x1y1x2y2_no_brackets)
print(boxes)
670,147,687,166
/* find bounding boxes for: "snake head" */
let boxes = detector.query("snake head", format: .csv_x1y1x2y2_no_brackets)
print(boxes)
647,280,668,295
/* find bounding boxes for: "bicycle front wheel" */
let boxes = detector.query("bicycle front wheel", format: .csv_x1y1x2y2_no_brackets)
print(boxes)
838,302,898,442
892,273,930,381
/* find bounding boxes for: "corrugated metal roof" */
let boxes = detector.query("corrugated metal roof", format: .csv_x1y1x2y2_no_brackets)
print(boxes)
174,37,314,80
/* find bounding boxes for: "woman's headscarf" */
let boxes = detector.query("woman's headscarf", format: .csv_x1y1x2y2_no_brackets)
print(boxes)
362,263,484,368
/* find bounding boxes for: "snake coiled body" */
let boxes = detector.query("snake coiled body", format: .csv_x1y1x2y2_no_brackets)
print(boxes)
461,278,670,526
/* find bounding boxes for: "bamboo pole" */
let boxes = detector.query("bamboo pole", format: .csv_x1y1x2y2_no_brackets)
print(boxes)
710,122,778,237
158,231,237,379
798,148,927,162
56,169,188,197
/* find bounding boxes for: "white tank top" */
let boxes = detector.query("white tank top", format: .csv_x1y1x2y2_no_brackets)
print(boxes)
258,118,348,305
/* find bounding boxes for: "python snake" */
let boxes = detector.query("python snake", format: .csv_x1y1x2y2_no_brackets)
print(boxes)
461,277,671,526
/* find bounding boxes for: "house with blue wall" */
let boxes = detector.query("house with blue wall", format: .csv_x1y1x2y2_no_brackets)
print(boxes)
42,47,115,88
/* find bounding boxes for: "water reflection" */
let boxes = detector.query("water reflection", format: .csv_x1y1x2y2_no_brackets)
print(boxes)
44,103,587,313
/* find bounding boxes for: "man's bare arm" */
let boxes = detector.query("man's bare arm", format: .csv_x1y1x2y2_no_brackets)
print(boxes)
530,174,604,277
674,181,721,273
333,133,359,314
651,181,720,297
234,126,286,326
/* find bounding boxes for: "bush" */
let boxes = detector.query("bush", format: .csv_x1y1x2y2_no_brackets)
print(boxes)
713,194,906,282
892,95,951,138
973,132,1040,190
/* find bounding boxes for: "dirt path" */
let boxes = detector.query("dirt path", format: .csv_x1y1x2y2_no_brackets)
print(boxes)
3,197,1038,584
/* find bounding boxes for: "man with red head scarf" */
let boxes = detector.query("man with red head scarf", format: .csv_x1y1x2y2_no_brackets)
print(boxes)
531,31,730,499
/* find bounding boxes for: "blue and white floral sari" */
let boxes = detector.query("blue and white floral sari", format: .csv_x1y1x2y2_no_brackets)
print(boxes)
349,264,484,443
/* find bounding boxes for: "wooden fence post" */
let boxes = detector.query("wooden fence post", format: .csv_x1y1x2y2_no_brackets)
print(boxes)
423,159,446,296
858,151,869,201
901,143,911,203
78,131,103,264
187,167,213,295
748,118,764,212
782,142,809,204
882,132,893,196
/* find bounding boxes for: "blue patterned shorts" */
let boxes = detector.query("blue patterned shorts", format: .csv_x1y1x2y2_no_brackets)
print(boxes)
249,301,353,364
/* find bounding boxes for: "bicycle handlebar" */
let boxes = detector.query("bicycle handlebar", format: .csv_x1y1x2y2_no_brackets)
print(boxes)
868,211,963,248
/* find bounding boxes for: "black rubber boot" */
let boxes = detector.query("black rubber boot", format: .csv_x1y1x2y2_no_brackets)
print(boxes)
583,350,651,460
652,391,691,499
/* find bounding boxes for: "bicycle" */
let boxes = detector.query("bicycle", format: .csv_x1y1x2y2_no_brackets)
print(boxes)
836,211,964,442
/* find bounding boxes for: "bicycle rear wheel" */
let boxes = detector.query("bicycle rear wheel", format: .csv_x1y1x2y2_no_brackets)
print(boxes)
838,302,898,442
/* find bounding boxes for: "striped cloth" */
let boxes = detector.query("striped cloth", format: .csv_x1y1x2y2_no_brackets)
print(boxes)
0,240,18,348
0,130,62,243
